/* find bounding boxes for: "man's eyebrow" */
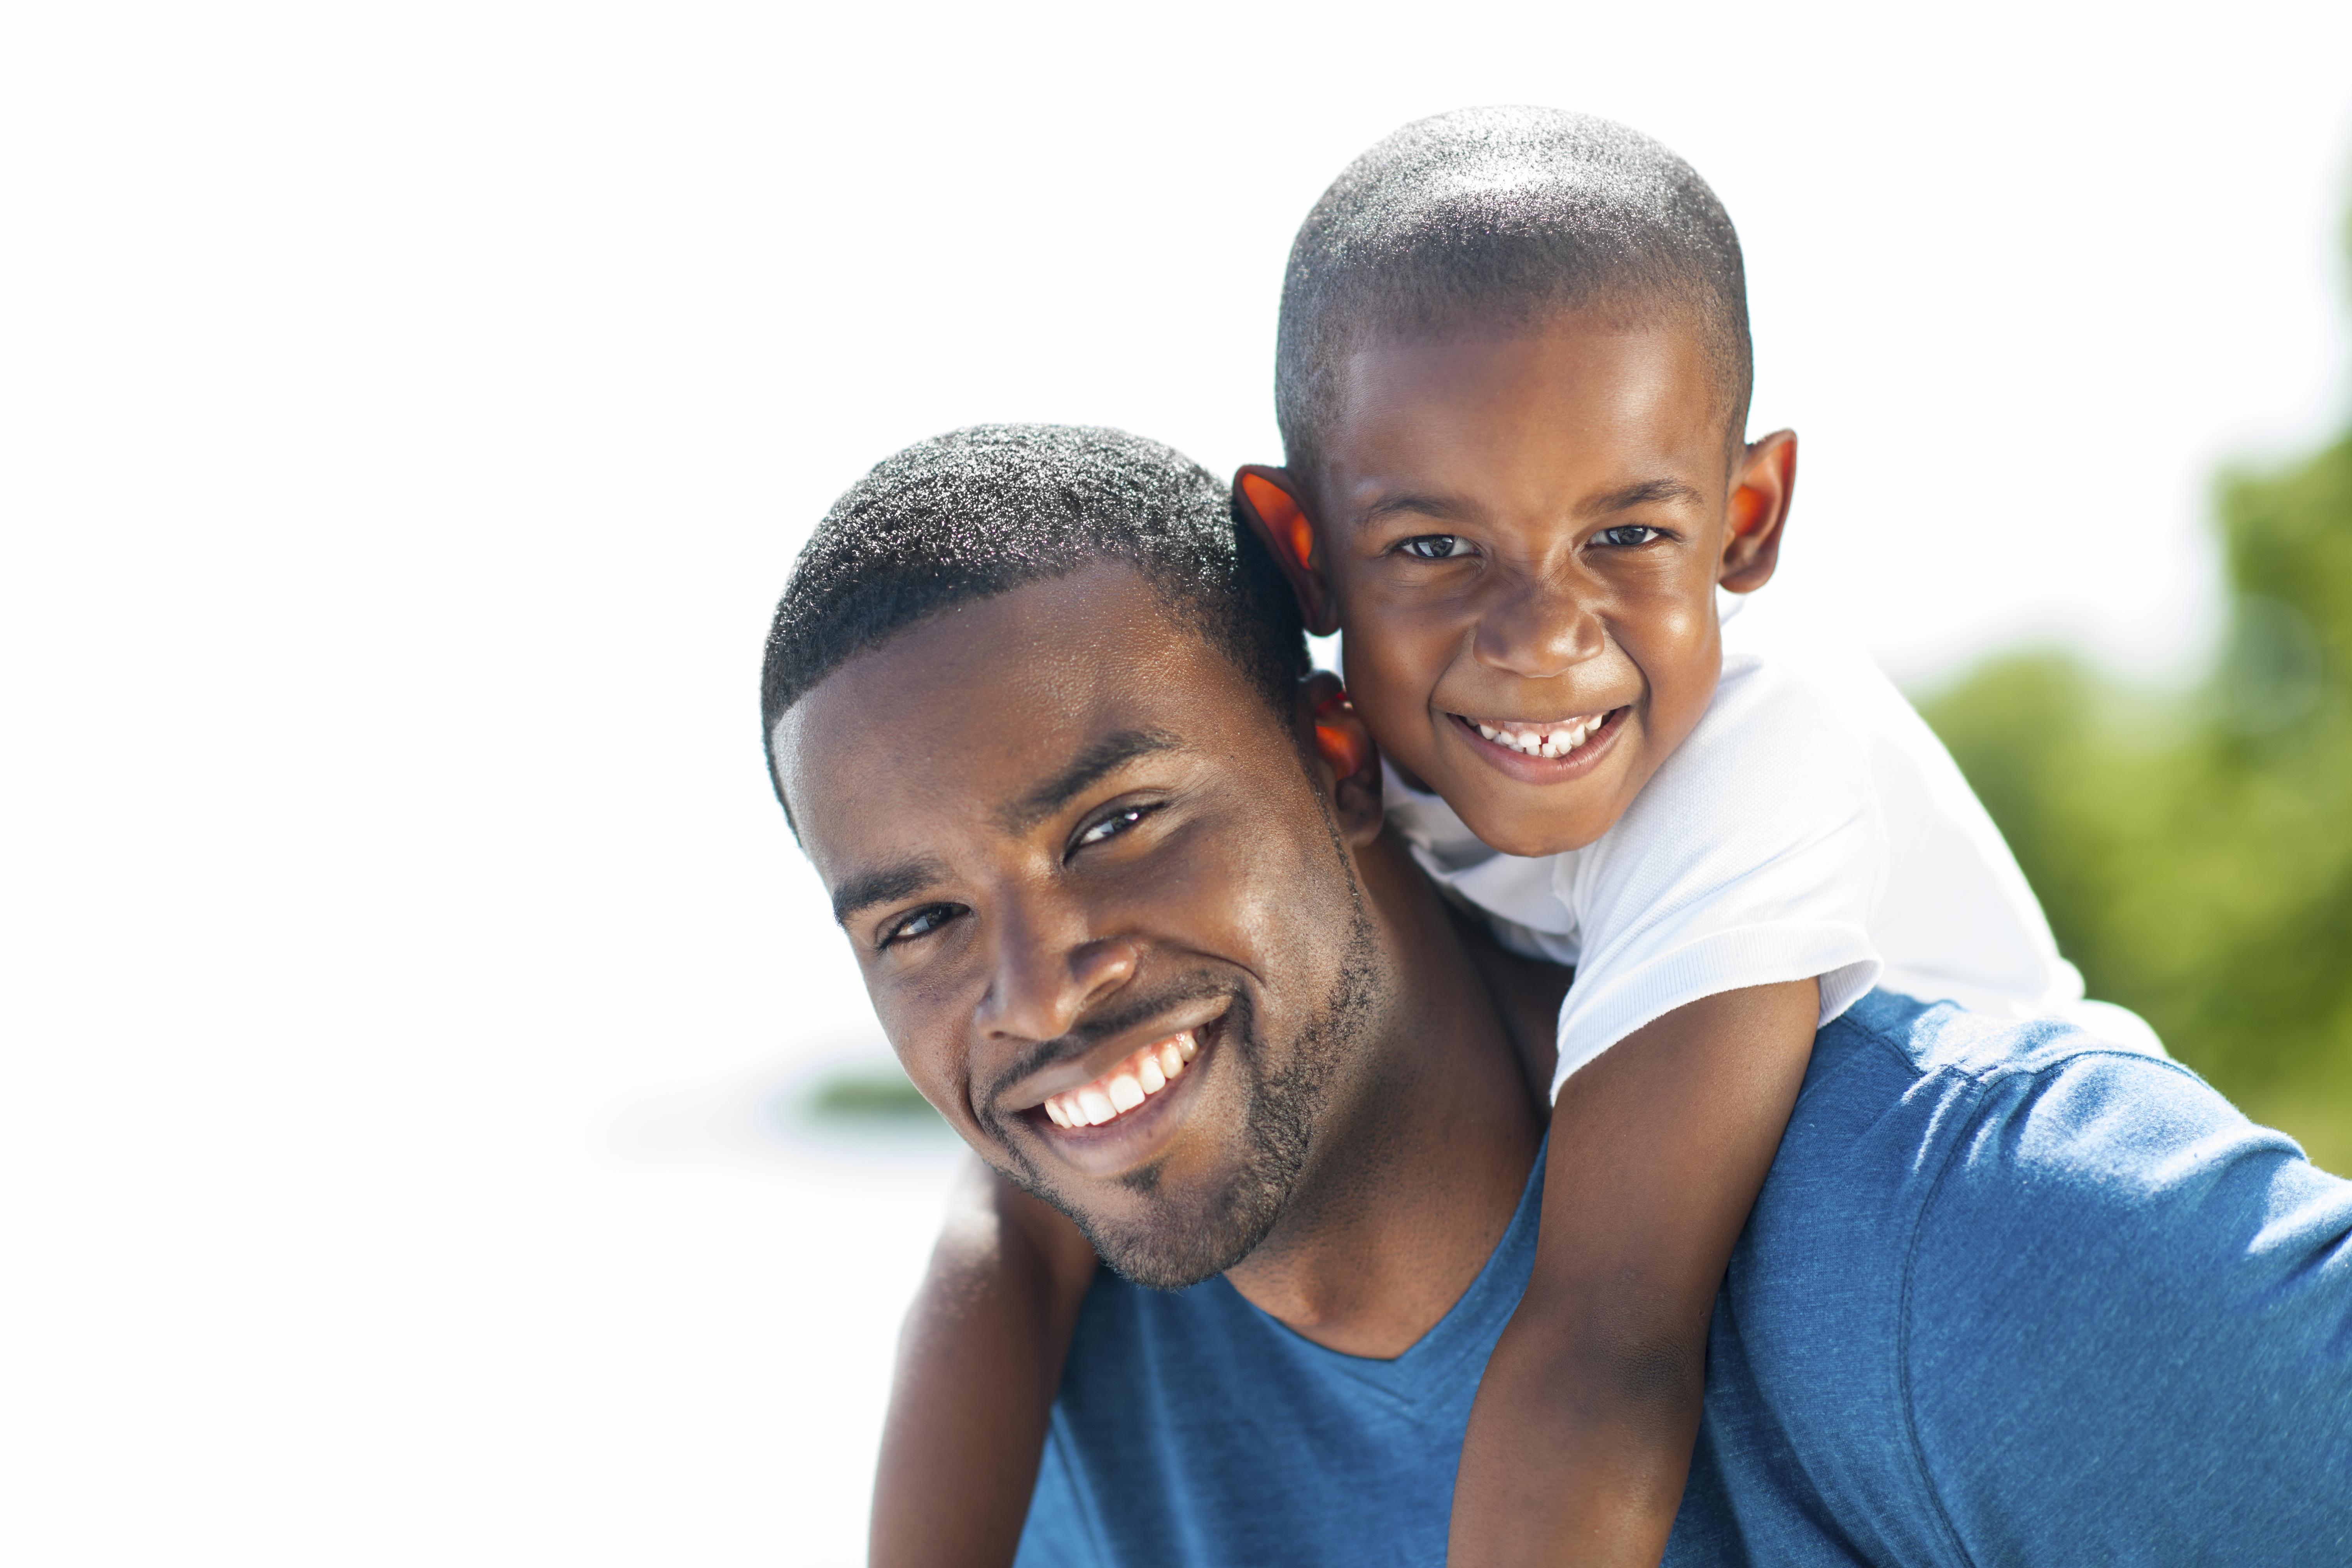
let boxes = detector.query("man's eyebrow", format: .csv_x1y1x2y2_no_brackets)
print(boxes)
1578,477,1705,516
999,728,1183,836
831,857,948,928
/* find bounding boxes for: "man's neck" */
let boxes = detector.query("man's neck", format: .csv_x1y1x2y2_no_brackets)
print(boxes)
1219,828,1549,1358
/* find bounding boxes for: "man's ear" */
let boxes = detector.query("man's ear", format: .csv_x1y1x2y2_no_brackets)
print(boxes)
1297,671,1382,845
1718,429,1797,595
1235,466,1340,637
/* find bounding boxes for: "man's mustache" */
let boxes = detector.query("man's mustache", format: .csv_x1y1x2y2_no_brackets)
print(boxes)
981,973,1242,1112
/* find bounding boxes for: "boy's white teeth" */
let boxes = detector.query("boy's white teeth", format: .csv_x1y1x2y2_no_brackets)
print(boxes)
1043,1030,1197,1129
1473,713,1606,758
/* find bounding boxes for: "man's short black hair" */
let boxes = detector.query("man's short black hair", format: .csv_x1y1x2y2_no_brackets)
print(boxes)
1276,106,1752,476
762,424,1309,803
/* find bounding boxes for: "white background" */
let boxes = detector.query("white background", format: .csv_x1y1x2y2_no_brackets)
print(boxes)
4,1,2349,1561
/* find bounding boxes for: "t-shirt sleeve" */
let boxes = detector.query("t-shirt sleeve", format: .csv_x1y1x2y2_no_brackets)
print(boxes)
1903,1051,2352,1561
1551,658,1886,1098
1012,1430,1100,1568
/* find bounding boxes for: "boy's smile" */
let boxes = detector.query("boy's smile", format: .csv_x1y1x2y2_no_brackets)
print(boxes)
1245,307,1791,859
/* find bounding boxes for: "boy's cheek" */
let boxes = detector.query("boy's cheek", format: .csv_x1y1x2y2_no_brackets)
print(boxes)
1333,609,1452,723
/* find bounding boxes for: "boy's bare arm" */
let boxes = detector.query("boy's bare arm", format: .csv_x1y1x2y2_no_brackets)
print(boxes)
1447,978,1820,1568
870,1156,1100,1568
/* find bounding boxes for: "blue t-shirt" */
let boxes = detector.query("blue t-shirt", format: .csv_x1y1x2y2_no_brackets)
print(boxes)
1014,992,2352,1566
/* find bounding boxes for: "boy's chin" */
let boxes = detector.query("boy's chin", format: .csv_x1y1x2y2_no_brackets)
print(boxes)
1426,751,1640,858
1454,791,1617,859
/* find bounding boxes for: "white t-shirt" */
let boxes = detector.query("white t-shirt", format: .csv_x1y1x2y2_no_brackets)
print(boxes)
1383,592,2160,1102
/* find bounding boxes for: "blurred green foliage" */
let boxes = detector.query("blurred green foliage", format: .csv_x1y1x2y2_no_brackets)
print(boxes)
1919,388,2352,1173
809,1069,943,1122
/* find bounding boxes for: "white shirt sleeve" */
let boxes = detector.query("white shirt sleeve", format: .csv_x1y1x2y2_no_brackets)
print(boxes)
1549,651,1887,1100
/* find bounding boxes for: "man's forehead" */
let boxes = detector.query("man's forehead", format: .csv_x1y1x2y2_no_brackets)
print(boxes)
773,566,1272,868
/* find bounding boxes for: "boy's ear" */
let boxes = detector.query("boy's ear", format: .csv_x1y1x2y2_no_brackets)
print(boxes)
1296,670,1382,845
1718,429,1798,595
1234,466,1340,637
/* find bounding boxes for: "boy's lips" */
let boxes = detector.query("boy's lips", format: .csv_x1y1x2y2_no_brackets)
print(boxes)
1449,705,1628,778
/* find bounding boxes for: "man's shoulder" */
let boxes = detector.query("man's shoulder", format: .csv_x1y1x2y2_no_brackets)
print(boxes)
1801,988,2321,1237
1698,990,2352,1565
1780,987,2333,1306
1818,985,2177,1083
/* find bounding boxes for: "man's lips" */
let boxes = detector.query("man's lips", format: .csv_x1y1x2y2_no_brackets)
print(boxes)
1005,1008,1227,1174
1004,999,1228,1116
1449,705,1627,778
1040,1029,1199,1128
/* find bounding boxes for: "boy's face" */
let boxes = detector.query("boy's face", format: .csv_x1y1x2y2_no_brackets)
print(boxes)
1283,309,1782,859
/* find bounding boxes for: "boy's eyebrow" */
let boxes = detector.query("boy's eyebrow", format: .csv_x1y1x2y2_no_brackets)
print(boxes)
1353,477,1704,528
832,856,950,927
998,728,1182,835
1355,491,1472,526
1578,477,1705,515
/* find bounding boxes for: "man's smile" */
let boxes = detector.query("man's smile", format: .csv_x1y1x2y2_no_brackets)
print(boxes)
1040,1028,1199,1129
999,1003,1233,1179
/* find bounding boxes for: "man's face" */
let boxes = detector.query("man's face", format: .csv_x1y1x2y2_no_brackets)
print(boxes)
774,565,1388,1288
1310,309,1740,858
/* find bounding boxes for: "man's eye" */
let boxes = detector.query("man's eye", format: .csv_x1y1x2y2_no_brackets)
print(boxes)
1596,525,1663,548
1074,806,1152,849
1397,535,1473,560
1077,808,1152,846
882,904,961,947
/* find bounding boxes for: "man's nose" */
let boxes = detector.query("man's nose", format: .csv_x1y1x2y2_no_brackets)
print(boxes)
971,897,1138,1044
1470,570,1607,680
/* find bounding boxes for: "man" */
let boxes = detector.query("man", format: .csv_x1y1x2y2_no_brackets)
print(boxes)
765,424,2352,1564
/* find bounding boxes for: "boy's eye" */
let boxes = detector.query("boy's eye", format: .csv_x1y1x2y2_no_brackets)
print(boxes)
1396,534,1474,561
1074,805,1154,850
882,903,962,948
1595,525,1663,548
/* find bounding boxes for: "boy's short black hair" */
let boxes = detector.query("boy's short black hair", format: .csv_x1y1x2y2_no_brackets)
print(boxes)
1277,106,1752,476
762,424,1309,803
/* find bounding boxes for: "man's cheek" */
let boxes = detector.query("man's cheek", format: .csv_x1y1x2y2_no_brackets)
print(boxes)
870,990,977,1134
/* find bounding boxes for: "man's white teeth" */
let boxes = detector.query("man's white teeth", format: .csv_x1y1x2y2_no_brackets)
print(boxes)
1474,714,1606,758
1043,1030,1197,1129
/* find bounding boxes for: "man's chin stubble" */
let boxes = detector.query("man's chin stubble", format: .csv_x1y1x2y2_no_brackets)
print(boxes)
1005,907,1382,1293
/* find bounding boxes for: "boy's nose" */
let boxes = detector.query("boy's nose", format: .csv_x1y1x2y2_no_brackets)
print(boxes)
1470,574,1607,680
971,898,1138,1045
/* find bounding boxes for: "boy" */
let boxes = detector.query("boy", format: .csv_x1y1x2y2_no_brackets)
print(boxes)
863,108,2142,1566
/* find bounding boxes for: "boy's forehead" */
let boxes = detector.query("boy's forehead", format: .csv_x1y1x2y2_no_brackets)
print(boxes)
1317,308,1733,503
774,565,1277,865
